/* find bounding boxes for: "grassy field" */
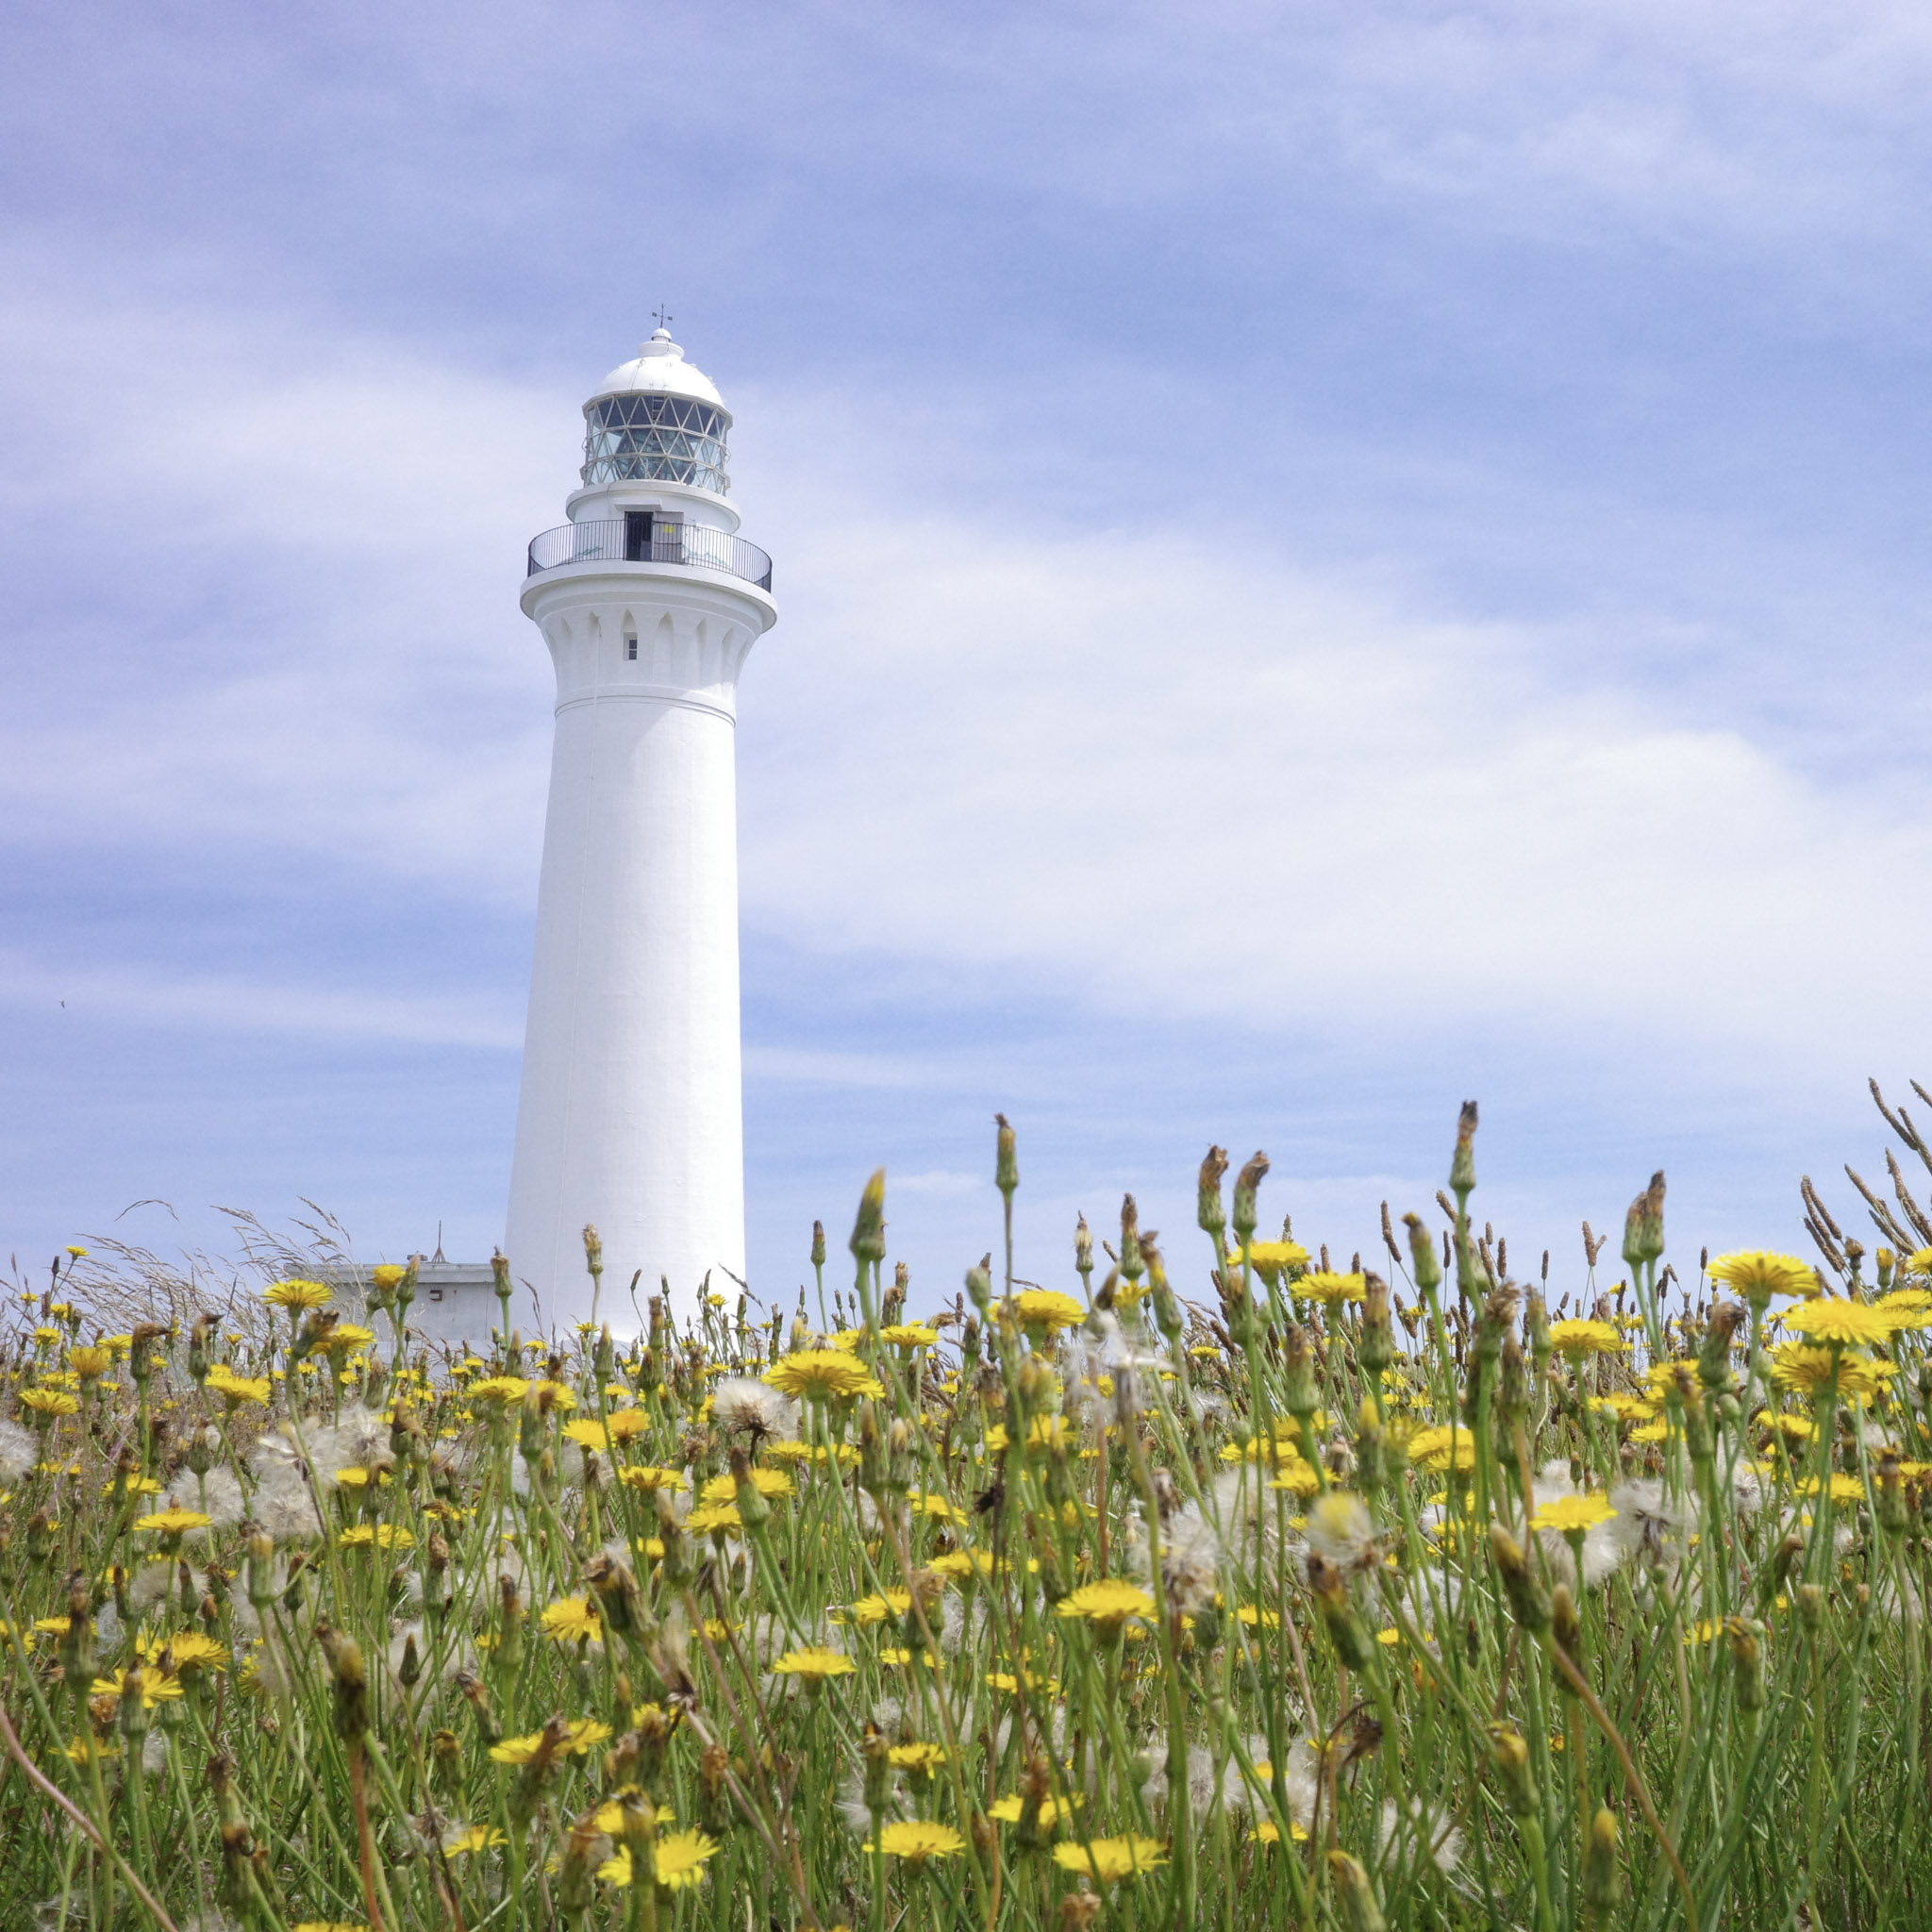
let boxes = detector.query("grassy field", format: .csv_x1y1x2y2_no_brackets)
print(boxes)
5,1099,1932,1931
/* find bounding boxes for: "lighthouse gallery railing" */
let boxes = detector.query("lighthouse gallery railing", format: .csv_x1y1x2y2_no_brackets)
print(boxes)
525,521,774,591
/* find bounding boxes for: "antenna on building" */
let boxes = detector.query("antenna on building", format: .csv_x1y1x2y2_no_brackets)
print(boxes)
433,1221,447,1267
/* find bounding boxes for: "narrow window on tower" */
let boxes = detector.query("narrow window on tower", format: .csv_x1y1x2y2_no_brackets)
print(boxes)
625,636,638,660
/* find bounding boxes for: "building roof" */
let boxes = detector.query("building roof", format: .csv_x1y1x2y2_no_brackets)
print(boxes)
590,329,728,414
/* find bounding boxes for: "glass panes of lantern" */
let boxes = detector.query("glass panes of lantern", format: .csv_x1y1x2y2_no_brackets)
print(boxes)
581,395,730,493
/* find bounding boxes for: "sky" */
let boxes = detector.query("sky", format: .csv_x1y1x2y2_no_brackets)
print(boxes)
4,0,1931,1318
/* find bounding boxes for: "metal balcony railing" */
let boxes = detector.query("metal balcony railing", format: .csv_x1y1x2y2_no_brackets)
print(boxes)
525,520,774,591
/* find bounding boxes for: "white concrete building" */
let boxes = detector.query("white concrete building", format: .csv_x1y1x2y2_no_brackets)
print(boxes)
505,327,777,1334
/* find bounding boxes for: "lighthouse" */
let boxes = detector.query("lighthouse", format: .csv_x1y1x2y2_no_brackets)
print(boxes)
506,325,776,1332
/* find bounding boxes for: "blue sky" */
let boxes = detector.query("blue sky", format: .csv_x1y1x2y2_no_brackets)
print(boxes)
4,1,1931,1313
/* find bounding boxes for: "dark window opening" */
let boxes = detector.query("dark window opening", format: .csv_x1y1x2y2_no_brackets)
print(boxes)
625,637,638,660
624,510,652,561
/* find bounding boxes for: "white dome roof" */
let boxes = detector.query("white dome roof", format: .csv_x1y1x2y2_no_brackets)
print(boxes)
589,329,727,415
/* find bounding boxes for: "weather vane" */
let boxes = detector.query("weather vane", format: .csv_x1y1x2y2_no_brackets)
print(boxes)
652,304,674,332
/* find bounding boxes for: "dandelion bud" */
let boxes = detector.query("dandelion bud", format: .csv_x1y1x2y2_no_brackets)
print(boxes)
995,1113,1020,1196
1231,1154,1270,1246
1403,1211,1442,1295
555,1809,604,1914
1523,1291,1551,1363
656,1491,693,1590
280,1550,308,1616
1877,1451,1908,1536
1699,1302,1745,1391
850,1169,888,1265
1487,1723,1535,1816
1724,1617,1764,1709
1585,1807,1623,1907
1356,1396,1386,1495
1498,1338,1530,1423
1282,1325,1319,1421
1119,1194,1143,1285
1552,1583,1582,1674
728,1445,773,1529
1307,1551,1374,1668
491,1247,511,1300
398,1630,422,1688
1449,1102,1478,1198
965,1257,993,1316
315,1624,368,1743
1327,1849,1387,1932
1797,1583,1824,1634
1639,1170,1666,1264
1490,1526,1551,1634
1358,1275,1394,1375
1198,1146,1229,1239
1621,1194,1646,1274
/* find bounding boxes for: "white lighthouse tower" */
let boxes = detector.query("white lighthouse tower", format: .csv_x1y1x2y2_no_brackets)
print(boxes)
506,325,776,1332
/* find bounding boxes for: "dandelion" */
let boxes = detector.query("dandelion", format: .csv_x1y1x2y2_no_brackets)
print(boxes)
1781,1300,1892,1348
1241,1240,1310,1286
1053,1835,1168,1880
1403,1424,1477,1474
761,1351,882,1402
711,1376,797,1440
600,1828,721,1891
540,1598,603,1643
1547,1319,1624,1359
1708,1252,1819,1302
771,1647,855,1678
1296,1270,1366,1305
92,1667,184,1707
135,1507,211,1537
1531,1493,1618,1535
1001,1290,1087,1342
490,1719,611,1763
262,1279,332,1310
863,1821,966,1864
1055,1580,1154,1630
19,1389,78,1420
337,1524,414,1552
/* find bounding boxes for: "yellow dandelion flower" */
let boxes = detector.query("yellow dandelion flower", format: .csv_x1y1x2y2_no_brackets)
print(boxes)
771,1647,855,1679
1530,1493,1617,1534
1000,1290,1087,1341
444,1825,506,1856
1054,1580,1154,1630
684,1502,741,1536
1052,1835,1168,1880
92,1667,184,1707
489,1719,611,1764
599,1828,720,1891
1546,1319,1624,1359
1781,1299,1891,1348
761,1350,882,1403
700,1467,794,1504
1708,1252,1819,1302
262,1279,332,1310
1295,1271,1366,1305
541,1597,603,1643
134,1507,211,1536
864,1821,966,1864
1238,1240,1310,1288
616,1464,687,1492
468,1375,531,1405
990,1791,1083,1827
1403,1424,1477,1474
889,1741,949,1773
841,1590,912,1626
876,1323,940,1348
19,1389,79,1419
337,1524,413,1551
